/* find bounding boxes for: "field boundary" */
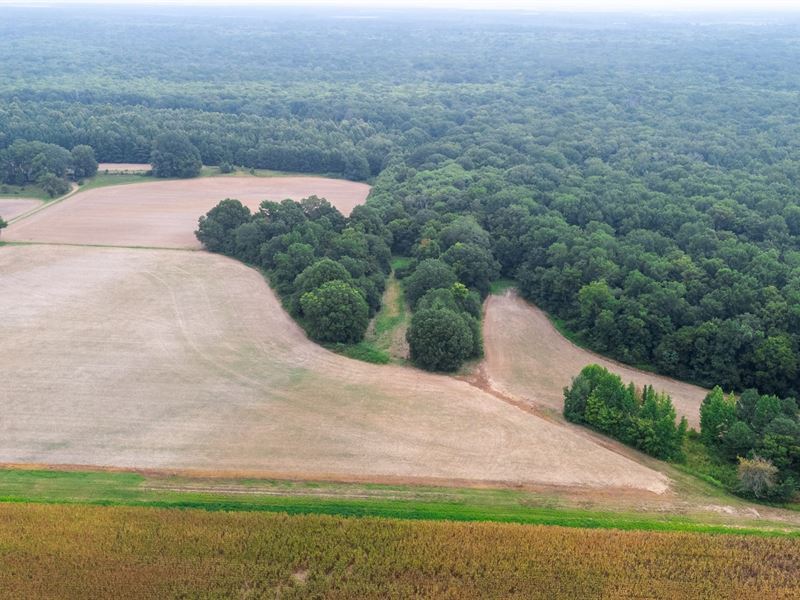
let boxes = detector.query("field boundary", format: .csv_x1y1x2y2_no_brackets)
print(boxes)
0,466,797,537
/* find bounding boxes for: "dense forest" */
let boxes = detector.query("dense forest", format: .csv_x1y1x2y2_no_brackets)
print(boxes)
3,7,800,394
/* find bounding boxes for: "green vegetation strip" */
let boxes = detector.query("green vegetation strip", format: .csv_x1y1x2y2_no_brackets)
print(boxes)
0,468,796,537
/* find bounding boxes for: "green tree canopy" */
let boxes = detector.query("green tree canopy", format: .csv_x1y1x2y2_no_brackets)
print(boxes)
71,145,98,179
407,308,474,372
195,199,251,254
300,280,369,344
404,259,458,307
150,132,202,178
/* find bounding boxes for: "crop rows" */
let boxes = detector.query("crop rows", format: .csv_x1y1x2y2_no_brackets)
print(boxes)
0,503,797,599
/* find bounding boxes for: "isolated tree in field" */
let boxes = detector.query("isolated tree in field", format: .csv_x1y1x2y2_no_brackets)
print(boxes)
71,145,98,179
0,216,6,238
404,259,458,307
300,280,369,343
150,132,202,178
195,198,251,254
407,308,473,372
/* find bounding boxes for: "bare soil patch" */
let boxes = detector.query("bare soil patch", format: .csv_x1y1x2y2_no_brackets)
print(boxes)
0,198,41,222
0,245,668,492
482,290,707,428
5,176,371,248
98,163,151,172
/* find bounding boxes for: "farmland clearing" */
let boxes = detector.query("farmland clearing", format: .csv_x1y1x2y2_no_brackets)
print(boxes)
4,176,371,248
0,243,669,492
0,198,41,222
97,163,151,172
482,290,708,428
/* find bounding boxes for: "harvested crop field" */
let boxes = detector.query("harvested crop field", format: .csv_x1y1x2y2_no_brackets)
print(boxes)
0,198,41,221
0,244,667,492
97,162,151,172
483,291,708,428
2,504,798,599
4,176,371,248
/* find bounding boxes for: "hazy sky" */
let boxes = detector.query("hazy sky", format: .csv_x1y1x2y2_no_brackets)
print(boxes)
2,0,799,10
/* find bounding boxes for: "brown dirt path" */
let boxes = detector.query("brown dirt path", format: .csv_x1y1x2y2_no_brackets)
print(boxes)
5,176,370,248
0,245,669,493
482,290,708,429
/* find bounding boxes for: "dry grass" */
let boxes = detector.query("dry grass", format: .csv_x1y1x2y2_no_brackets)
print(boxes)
5,176,371,248
0,244,668,492
0,503,797,599
483,291,708,428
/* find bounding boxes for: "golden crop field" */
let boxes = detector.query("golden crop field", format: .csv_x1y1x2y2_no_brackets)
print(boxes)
0,503,797,599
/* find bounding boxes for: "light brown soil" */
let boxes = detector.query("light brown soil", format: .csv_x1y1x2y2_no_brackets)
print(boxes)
0,245,668,492
97,163,151,172
0,198,41,222
482,290,708,428
5,176,371,248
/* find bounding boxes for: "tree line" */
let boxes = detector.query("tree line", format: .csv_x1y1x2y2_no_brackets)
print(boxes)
0,139,97,196
563,365,687,461
700,386,799,501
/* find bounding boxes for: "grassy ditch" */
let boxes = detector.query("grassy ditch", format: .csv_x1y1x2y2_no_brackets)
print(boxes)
0,467,796,537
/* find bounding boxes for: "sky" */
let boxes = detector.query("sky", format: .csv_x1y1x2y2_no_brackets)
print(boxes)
2,0,799,10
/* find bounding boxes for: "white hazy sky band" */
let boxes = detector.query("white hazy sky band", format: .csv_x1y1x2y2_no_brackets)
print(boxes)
2,0,800,11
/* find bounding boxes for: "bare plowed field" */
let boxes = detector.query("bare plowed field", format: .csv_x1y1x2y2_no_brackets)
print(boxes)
0,198,41,221
0,245,667,492
483,291,707,428
97,163,151,172
5,177,370,248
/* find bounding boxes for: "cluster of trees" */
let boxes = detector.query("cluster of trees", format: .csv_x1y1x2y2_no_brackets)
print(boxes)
150,132,201,178
395,215,498,371
0,139,97,196
563,365,688,460
369,155,800,398
196,197,391,344
700,387,799,500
